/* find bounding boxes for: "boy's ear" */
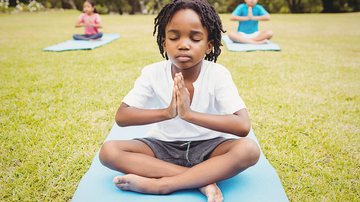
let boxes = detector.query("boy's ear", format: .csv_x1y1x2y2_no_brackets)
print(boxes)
162,40,166,51
206,41,214,54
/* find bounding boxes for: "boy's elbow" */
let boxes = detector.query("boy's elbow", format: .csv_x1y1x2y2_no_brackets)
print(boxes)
115,114,128,127
115,103,130,127
115,119,126,127
236,121,251,137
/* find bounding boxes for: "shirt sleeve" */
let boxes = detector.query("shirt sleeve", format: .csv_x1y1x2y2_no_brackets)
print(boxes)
95,14,101,24
215,70,246,114
256,5,269,16
78,13,85,23
232,4,244,16
122,68,155,108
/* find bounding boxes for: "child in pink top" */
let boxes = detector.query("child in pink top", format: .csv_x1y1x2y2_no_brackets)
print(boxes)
73,0,103,40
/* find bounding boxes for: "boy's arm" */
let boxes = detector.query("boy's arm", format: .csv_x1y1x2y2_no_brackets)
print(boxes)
174,73,250,137
182,109,251,137
116,85,177,127
115,103,171,127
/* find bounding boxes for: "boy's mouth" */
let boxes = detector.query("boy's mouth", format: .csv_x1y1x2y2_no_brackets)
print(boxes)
176,54,192,62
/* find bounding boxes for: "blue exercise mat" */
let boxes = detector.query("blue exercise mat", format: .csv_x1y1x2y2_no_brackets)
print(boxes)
43,33,120,52
222,35,281,52
72,124,288,202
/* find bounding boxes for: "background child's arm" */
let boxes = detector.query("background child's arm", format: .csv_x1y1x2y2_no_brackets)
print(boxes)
248,7,270,21
250,14,270,21
231,4,250,22
91,23,102,28
230,15,250,22
75,18,85,28
249,6,270,21
90,14,102,28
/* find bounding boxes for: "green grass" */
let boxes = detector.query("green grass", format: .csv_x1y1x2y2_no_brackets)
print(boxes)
0,10,359,201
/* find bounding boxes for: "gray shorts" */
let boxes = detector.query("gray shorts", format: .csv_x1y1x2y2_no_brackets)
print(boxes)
135,137,231,167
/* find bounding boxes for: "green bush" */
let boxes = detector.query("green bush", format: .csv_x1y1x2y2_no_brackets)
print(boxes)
28,1,45,12
4,1,45,13
0,0,11,13
96,4,109,15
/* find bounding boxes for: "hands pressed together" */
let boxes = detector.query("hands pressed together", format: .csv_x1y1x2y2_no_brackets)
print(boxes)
84,18,96,27
167,72,192,120
247,6,255,21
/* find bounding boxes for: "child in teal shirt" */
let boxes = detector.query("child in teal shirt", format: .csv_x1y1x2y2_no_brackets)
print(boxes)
229,0,273,44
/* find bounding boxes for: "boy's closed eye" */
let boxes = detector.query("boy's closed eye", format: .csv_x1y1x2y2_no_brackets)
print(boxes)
167,36,202,42
190,32,204,42
191,35,203,42
167,30,204,42
167,30,179,40
168,35,179,41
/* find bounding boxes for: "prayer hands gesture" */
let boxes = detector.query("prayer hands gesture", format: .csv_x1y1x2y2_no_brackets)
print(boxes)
84,17,97,27
167,72,192,120
247,6,254,20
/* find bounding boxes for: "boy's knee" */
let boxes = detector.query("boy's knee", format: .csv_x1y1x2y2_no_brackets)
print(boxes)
99,141,116,166
234,138,260,166
245,139,260,165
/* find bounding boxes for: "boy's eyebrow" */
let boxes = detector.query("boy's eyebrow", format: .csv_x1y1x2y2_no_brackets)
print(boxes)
167,29,180,34
190,30,204,35
166,29,205,35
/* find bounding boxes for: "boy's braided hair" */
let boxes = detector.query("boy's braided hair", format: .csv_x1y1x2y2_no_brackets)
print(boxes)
153,0,225,62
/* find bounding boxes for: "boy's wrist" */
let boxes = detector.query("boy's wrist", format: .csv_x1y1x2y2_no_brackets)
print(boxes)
180,110,194,122
164,107,176,120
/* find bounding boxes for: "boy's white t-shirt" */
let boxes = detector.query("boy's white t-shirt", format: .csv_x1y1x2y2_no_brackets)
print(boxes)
122,60,246,141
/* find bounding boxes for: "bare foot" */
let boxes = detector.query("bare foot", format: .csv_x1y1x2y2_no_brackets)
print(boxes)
113,174,166,194
199,183,223,202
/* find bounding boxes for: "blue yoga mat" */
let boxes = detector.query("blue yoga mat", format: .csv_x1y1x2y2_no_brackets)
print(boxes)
72,124,288,202
222,35,281,52
43,33,120,52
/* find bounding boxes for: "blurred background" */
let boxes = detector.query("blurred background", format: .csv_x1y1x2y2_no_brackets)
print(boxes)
1,0,359,14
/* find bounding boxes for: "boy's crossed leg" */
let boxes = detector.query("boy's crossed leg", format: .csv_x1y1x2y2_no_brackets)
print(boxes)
99,137,260,202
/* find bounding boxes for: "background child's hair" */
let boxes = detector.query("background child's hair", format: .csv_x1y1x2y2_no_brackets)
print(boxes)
153,0,225,62
84,0,98,13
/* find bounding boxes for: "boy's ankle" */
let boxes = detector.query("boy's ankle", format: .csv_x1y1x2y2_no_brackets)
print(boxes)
157,177,172,194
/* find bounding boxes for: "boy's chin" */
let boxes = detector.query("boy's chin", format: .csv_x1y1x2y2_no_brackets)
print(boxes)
172,63,192,70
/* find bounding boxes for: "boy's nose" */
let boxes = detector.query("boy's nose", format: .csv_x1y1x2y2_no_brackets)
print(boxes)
178,39,190,50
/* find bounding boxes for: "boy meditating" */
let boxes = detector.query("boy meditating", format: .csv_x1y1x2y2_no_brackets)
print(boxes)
99,0,260,201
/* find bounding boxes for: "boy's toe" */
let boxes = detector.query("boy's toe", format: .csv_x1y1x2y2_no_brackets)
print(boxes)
113,176,127,184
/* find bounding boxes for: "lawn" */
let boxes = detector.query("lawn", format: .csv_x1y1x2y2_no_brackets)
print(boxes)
0,10,359,201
